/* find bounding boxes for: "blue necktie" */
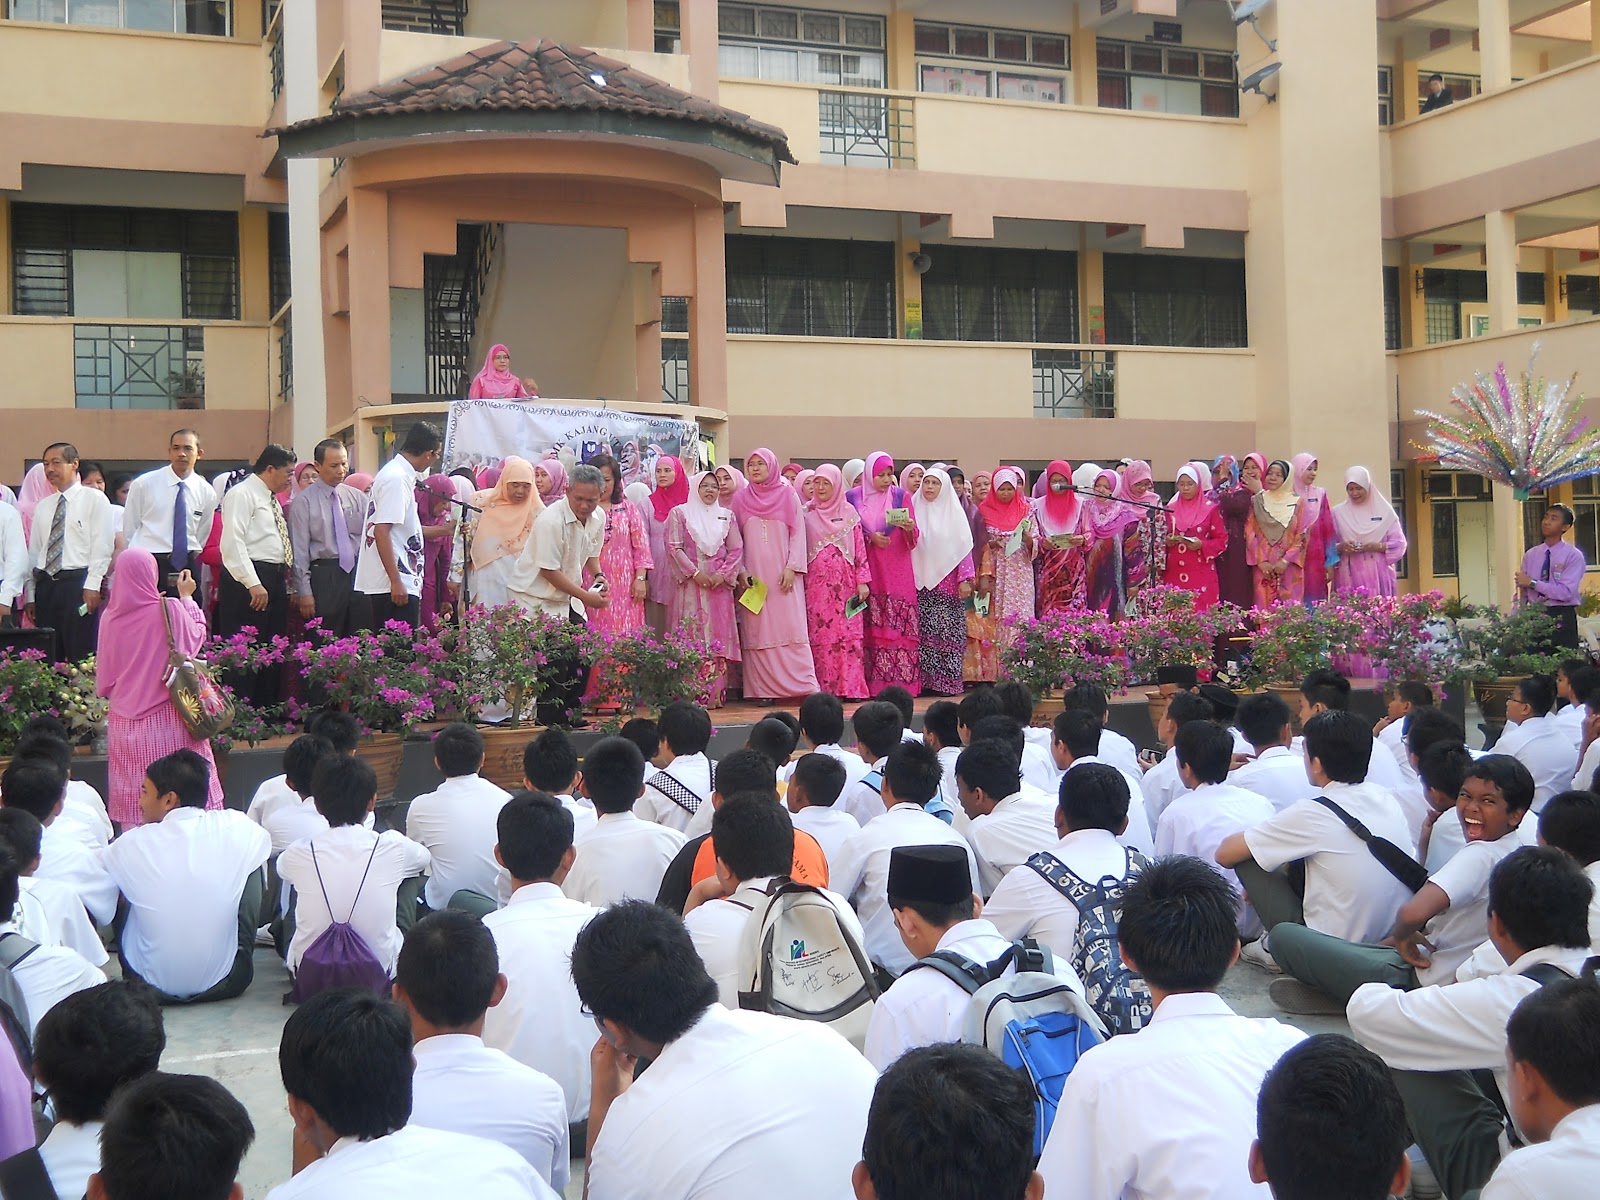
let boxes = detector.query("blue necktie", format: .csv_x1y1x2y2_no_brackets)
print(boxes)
172,479,188,571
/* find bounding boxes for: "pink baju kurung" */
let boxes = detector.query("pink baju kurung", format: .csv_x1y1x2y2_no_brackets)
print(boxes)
848,479,921,695
666,506,743,706
1246,501,1307,608
585,501,651,637
1163,466,1228,610
734,495,819,700
805,523,872,700
1331,524,1406,597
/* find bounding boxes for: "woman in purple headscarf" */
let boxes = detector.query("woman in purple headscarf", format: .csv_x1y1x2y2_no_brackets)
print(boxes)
418,474,459,625
1083,469,1141,619
848,451,921,694
534,458,566,505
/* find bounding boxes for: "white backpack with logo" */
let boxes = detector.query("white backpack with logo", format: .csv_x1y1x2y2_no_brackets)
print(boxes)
733,877,881,1050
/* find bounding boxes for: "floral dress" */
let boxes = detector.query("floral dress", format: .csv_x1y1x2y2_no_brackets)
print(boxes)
921,557,975,696
585,500,651,636
805,522,871,699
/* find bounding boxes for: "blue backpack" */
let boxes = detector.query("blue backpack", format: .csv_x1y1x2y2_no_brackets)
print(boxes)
289,840,392,1005
913,939,1106,1154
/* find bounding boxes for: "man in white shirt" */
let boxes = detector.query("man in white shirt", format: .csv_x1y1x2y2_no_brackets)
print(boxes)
1293,671,1413,800
838,701,909,827
103,749,270,1002
12,725,113,852
259,734,341,855
404,723,511,912
25,441,113,663
562,737,685,907
121,427,217,594
921,699,966,823
34,980,164,1200
1551,661,1594,749
355,420,439,630
395,911,569,1190
269,988,551,1200
250,711,363,831
1038,855,1306,1199
1,757,117,927
521,727,597,842
218,444,296,709
287,438,369,636
90,1073,258,1200
785,752,859,867
636,700,715,833
0,808,107,967
1052,710,1154,855
0,501,29,625
0,840,102,1034
482,792,602,1127
1058,681,1143,778
1499,675,1579,813
831,741,979,976
578,900,878,1200
1483,978,1600,1199
1230,692,1320,813
992,681,1064,789
788,692,871,794
1347,847,1594,1200
955,739,1056,896
1141,691,1214,826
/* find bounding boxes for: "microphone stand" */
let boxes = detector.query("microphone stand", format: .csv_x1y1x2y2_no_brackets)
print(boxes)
418,485,483,626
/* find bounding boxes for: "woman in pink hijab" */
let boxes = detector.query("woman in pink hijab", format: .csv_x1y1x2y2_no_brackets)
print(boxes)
1291,452,1337,603
730,448,818,700
803,464,871,699
345,471,373,494
1032,459,1089,614
1084,468,1140,618
1117,461,1170,605
16,462,52,542
417,473,459,625
794,469,816,508
1162,462,1227,608
643,455,690,632
534,458,566,504
467,344,530,400
973,466,1033,667
95,549,224,826
848,451,921,694
666,471,744,707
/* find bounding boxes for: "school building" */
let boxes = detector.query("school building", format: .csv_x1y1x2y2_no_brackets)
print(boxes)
0,0,1598,603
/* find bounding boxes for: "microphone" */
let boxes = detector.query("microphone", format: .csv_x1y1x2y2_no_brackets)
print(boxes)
415,482,484,513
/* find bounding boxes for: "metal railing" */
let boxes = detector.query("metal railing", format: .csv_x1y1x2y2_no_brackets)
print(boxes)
380,0,466,35
275,308,293,403
818,90,915,168
424,223,500,397
73,325,203,410
6,0,231,34
661,338,690,405
268,22,284,102
1032,348,1115,418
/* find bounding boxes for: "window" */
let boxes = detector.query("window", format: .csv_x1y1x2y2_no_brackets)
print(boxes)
913,21,1069,69
724,236,894,338
921,246,1078,343
1390,469,1409,578
655,0,680,53
1097,37,1236,117
7,0,230,35
1378,66,1393,126
11,203,239,320
718,4,886,85
1432,501,1458,578
379,0,466,35
1382,266,1400,350
1103,254,1247,348
1574,476,1600,568
1419,71,1481,105
268,211,290,315
1569,275,1600,316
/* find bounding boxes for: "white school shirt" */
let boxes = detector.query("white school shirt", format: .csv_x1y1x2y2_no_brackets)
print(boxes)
102,808,270,998
38,1119,100,1200
1455,859,1600,982
1480,1104,1600,1200
262,796,374,855
1553,701,1587,751
985,828,1137,965
405,773,512,910
1037,992,1307,1200
17,876,108,966
791,805,859,867
1067,756,1154,855
1156,782,1275,934
1504,717,1579,812
1229,746,1318,813
1572,736,1600,791
60,780,112,851
1242,780,1416,944
25,483,113,594
482,882,601,1122
0,504,27,608
685,877,863,1009
637,752,714,834
968,790,1060,897
1377,716,1409,766
219,473,288,587
830,802,980,975
246,772,299,826
1020,739,1062,794
1096,726,1144,778
935,744,962,814
0,920,103,1035
265,1124,551,1200
1424,805,1468,873
586,1004,877,1200
561,811,686,908
355,455,425,597
1417,832,1525,986
410,1034,570,1191
1141,747,1189,825
803,743,872,793
36,822,117,926
122,465,218,558
1290,733,1413,798
277,825,430,974
839,755,889,826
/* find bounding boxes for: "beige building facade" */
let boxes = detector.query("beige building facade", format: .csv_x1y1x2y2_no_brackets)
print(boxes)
2,0,1599,603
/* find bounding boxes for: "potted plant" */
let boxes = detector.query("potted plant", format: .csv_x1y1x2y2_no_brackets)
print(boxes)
0,648,83,767
1000,609,1129,719
1454,604,1564,737
1124,587,1241,729
1245,601,1367,729
582,625,718,733
465,604,588,787
166,363,205,410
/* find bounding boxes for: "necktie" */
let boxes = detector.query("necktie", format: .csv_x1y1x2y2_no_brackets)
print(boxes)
331,487,353,572
1543,547,1552,582
44,495,66,575
273,498,293,569
172,479,188,571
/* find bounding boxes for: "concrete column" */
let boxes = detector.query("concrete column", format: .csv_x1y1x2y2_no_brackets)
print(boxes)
687,203,728,410
1080,241,1106,344
625,0,655,52
1593,0,1600,54
887,6,916,92
896,217,922,339
346,188,392,412
634,265,663,403
1478,0,1512,92
1484,209,1519,333
238,208,271,323
283,0,329,459
1396,39,1421,121
1490,482,1523,609
680,0,719,100
1074,15,1098,108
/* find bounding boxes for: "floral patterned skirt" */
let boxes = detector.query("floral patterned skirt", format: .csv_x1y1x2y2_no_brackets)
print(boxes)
919,586,966,696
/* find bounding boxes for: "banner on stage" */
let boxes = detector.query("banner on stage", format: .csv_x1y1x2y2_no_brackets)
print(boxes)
442,401,703,490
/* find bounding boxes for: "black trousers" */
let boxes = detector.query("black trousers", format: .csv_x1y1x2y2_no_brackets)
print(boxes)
1546,604,1580,652
535,609,592,727
366,593,420,632
33,567,97,663
308,559,370,638
216,561,289,710
156,551,201,598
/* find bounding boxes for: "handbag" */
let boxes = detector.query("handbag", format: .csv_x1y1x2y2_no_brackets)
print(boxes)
161,599,234,740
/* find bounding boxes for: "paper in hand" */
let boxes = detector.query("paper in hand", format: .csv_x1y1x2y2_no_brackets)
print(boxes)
1005,516,1030,557
845,595,868,620
738,577,768,615
885,508,910,529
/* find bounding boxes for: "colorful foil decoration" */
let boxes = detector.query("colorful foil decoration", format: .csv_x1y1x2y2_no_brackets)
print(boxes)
1416,344,1597,499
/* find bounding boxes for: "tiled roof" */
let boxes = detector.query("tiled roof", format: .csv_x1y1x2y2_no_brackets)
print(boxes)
268,38,793,163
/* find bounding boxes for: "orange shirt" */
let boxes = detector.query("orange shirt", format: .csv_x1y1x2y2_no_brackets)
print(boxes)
691,828,829,890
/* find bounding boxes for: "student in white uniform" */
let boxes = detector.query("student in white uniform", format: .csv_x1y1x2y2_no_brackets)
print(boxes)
636,701,715,834
994,680,1059,767
1292,671,1412,801
395,911,569,1191
577,900,878,1200
1374,682,1434,773
522,728,596,841
787,692,870,794
1414,740,1473,874
1346,847,1594,1200
0,841,103,1034
785,753,859,868
259,735,337,854
1141,691,1213,826
482,792,601,1128
1229,692,1319,813
103,750,270,1004
13,725,112,851
1250,1035,1411,1200
1060,681,1143,778
1483,978,1600,1199
831,741,980,976
1499,675,1579,813
563,737,685,908
1,758,117,927
1037,855,1306,1199
248,710,362,829
1051,710,1154,855
92,1073,257,1200
875,686,922,747
404,723,512,912
268,989,550,1200
982,688,1059,795
744,716,800,786
857,1043,1044,1200
0,810,106,966
955,739,1056,897
921,700,966,822
277,756,430,982
1551,660,1595,750
838,701,908,827
35,981,165,1200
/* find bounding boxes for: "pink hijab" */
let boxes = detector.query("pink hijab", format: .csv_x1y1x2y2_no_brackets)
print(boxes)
1033,459,1081,537
978,466,1031,534
1168,461,1219,533
476,464,503,491
469,344,526,400
898,463,926,493
345,472,373,493
1087,468,1140,538
794,469,815,508
536,458,567,502
651,456,690,523
17,463,51,540
854,451,898,528
95,549,205,720
418,472,458,528
715,465,745,503
731,448,795,524
805,463,860,563
1290,453,1322,498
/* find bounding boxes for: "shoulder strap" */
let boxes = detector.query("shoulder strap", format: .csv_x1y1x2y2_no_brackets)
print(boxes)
0,932,39,971
1310,796,1431,893
1521,961,1578,987
310,839,382,924
1311,795,1378,842
1027,851,1117,913
0,1148,60,1200
650,770,707,816
911,950,992,994
862,770,883,795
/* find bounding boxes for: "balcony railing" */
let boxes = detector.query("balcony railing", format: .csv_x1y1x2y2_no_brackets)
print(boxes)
380,0,465,35
819,90,915,168
268,18,284,101
1032,348,1115,418
274,306,293,404
661,337,690,405
74,324,202,410
5,0,231,35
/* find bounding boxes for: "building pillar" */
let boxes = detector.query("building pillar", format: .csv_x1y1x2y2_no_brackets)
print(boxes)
625,0,654,52
238,208,271,323
1593,0,1600,54
1545,250,1568,323
635,264,663,403
234,0,263,41
687,202,728,411
680,0,719,99
1478,0,1512,92
896,218,922,339
1080,239,1106,344
1490,482,1523,609
887,5,916,92
1396,38,1420,121
284,0,329,459
1484,209,1519,333
346,188,392,413
0,199,11,317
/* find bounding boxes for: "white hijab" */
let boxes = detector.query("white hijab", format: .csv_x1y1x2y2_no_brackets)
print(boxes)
1072,462,1102,491
1332,466,1400,543
910,468,974,590
683,471,734,558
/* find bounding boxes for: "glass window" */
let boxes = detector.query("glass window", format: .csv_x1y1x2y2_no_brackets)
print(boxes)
1031,35,1067,66
845,17,882,48
953,27,989,57
1166,50,1199,77
802,13,839,43
993,32,1028,62
1574,477,1600,567
921,246,1078,344
1391,470,1409,579
724,237,895,339
719,4,756,36
1098,75,1129,109
1103,254,1247,348
915,23,949,54
759,9,797,39
1432,502,1458,577
1097,41,1126,71
1203,53,1234,80
1129,45,1164,74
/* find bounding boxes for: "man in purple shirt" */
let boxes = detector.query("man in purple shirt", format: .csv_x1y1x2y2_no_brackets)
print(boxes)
1516,504,1585,650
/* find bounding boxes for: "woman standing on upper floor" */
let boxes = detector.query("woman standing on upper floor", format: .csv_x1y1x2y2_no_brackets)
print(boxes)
847,451,921,695
911,468,975,697
1246,458,1307,607
1211,454,1258,609
1162,461,1228,609
973,466,1035,657
466,344,530,400
666,472,744,707
1330,466,1407,598
642,456,689,633
802,464,871,700
583,453,651,638
731,449,818,701
1292,452,1337,603
1032,459,1090,615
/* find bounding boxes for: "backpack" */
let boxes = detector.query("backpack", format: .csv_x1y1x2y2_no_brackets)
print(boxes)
288,841,392,1005
1027,848,1154,1036
734,877,880,1051
913,938,1106,1155
0,933,37,1072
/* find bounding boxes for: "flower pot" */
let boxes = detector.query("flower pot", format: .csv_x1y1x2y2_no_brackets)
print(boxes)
353,733,406,801
1031,695,1064,729
479,722,545,792
1145,690,1170,739
1472,676,1526,747
1267,685,1303,734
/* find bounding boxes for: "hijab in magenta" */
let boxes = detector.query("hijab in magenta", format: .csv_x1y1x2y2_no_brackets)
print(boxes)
95,549,205,721
979,466,1031,534
536,458,567,502
470,344,525,399
1290,453,1322,498
651,456,689,523
1168,462,1219,533
805,463,861,563
419,472,458,528
476,464,503,491
854,450,897,528
345,471,373,493
731,449,795,523
1087,468,1140,538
